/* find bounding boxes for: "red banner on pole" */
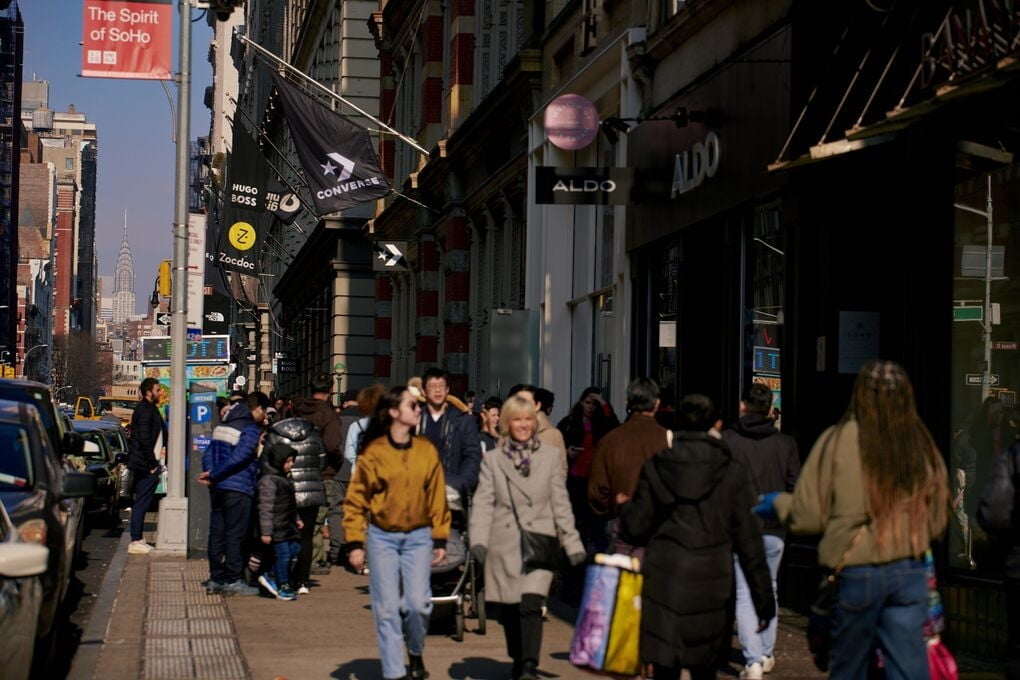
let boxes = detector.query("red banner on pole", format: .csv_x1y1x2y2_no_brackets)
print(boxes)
81,0,173,80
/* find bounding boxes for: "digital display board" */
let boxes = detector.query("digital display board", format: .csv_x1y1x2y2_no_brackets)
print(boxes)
753,346,781,375
142,335,230,363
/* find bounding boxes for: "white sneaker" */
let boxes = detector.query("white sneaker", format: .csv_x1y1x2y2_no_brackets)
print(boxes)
128,540,153,554
762,655,775,673
739,662,763,680
297,585,310,595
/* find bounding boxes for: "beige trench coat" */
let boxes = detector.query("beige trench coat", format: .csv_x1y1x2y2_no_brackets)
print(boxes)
470,442,583,603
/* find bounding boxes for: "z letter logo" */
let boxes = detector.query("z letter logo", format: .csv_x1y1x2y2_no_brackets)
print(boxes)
325,153,356,182
228,222,256,251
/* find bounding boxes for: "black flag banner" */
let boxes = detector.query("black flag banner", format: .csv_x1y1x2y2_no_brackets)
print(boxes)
271,72,391,215
265,177,302,224
218,125,272,274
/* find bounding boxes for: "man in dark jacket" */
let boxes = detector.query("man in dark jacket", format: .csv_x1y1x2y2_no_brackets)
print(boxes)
199,391,269,595
721,382,800,679
587,377,669,553
295,373,345,573
418,367,481,496
978,441,1020,679
620,394,774,680
126,378,167,554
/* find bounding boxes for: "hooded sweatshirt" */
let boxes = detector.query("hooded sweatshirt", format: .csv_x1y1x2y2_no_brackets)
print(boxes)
722,412,801,537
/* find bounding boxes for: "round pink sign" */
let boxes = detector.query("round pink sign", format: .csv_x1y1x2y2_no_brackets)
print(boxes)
545,94,599,151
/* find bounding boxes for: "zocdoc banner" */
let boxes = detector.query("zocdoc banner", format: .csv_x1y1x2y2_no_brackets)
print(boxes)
82,0,172,80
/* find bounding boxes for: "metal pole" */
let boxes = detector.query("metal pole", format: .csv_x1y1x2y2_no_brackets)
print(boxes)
156,0,191,552
982,175,993,402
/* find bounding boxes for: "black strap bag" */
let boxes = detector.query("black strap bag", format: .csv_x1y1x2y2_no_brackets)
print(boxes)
505,476,561,573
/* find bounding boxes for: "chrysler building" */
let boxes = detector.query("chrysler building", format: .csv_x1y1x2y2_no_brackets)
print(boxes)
112,216,135,324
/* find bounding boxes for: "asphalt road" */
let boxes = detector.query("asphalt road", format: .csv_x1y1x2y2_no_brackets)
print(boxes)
45,510,126,679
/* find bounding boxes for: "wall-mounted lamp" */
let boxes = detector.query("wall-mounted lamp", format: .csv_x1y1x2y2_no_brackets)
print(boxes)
600,107,719,144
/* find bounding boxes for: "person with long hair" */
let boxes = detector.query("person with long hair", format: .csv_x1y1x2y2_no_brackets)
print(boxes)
342,386,451,680
471,395,585,680
757,360,950,679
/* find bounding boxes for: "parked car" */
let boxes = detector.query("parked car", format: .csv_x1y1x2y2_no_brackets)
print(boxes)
71,420,129,525
0,399,95,649
0,501,48,680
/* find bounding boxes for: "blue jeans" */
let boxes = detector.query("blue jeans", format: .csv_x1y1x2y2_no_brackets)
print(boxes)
734,534,784,665
831,558,928,680
130,471,160,541
272,539,301,587
207,489,252,584
367,525,433,679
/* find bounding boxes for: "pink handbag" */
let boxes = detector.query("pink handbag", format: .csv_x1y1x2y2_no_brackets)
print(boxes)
927,637,959,680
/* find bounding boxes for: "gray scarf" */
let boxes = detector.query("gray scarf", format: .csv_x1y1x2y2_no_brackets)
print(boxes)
502,435,540,477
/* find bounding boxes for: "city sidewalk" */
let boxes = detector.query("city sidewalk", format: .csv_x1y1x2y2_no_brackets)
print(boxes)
80,520,1000,680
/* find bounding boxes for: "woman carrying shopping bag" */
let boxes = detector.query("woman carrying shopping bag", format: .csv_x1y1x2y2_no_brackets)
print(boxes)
756,360,950,680
343,386,451,680
470,395,586,680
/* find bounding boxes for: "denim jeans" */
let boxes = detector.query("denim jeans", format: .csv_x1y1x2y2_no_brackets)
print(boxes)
734,534,785,665
272,539,301,587
207,489,252,584
831,558,928,680
367,524,433,679
130,471,160,541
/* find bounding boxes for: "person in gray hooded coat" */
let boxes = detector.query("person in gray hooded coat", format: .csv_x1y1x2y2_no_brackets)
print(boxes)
256,442,302,600
265,417,326,594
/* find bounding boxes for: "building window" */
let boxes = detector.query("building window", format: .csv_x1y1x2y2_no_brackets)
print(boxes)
746,204,785,423
948,160,1019,575
65,157,74,170
650,245,680,409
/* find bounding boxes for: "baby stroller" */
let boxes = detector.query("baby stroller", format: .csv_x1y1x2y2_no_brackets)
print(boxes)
430,487,486,641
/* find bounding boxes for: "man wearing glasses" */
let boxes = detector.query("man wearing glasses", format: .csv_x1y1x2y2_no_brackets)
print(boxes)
418,367,482,498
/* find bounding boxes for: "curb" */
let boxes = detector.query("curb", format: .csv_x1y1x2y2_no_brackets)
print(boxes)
66,530,132,680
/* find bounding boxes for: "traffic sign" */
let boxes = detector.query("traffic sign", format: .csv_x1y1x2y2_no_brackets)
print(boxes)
157,313,172,326
372,241,409,271
953,306,983,322
965,373,1000,386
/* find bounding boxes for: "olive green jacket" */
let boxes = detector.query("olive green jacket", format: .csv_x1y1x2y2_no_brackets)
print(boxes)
774,419,948,568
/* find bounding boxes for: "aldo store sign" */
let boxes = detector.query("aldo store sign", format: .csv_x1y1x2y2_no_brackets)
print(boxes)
671,132,720,198
535,167,634,205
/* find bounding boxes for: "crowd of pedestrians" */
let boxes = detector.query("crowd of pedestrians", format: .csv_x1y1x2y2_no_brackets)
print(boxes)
119,356,1020,680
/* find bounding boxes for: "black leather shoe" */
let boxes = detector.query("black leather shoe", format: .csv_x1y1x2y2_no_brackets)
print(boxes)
408,654,428,679
518,660,538,680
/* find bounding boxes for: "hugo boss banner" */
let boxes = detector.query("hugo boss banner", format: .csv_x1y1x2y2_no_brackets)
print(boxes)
218,126,271,274
81,0,173,80
271,73,390,215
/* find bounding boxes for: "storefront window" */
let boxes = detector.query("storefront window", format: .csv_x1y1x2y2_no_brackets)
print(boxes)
651,246,679,410
949,163,1018,574
746,205,785,423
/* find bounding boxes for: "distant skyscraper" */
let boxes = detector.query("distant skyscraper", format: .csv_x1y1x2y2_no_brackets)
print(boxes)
98,275,113,323
112,216,135,324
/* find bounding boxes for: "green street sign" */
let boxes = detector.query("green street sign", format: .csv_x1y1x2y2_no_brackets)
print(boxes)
953,306,983,322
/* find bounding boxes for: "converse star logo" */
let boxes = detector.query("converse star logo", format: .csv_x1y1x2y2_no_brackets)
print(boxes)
325,152,355,182
321,160,336,175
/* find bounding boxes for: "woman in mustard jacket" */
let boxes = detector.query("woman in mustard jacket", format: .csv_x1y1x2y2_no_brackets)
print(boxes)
343,386,451,680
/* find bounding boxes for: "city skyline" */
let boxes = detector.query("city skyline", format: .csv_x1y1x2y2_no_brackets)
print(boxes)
19,2,213,316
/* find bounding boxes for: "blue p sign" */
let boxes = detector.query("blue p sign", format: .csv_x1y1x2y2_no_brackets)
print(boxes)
191,403,212,424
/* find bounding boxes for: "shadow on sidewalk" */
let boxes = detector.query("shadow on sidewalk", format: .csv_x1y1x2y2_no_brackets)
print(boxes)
331,658,381,679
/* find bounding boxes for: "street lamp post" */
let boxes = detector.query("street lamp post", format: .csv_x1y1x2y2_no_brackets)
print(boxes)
21,344,48,380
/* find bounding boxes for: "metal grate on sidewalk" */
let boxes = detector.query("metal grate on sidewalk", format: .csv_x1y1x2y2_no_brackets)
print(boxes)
141,559,249,679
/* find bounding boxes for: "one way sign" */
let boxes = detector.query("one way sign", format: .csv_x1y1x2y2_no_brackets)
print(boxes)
372,241,409,272
157,313,172,326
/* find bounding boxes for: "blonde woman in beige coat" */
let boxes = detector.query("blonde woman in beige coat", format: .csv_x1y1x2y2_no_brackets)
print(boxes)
470,395,585,680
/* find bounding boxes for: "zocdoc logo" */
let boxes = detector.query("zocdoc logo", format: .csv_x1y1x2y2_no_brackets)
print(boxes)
218,252,255,270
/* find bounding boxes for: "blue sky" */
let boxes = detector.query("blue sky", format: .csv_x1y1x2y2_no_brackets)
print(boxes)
19,1,213,315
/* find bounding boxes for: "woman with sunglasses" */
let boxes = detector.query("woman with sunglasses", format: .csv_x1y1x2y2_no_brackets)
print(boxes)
343,386,451,680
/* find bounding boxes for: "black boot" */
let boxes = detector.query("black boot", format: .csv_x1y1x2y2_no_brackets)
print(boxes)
408,653,428,679
510,659,522,680
518,660,538,680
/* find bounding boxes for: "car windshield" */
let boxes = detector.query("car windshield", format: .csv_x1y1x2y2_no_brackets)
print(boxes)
0,423,33,490
96,399,137,417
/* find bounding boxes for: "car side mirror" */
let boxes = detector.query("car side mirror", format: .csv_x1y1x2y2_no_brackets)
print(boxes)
62,471,98,499
0,544,49,578
114,452,129,465
62,431,85,458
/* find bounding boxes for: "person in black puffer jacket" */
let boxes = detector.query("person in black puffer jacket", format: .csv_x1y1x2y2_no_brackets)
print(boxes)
978,437,1020,680
265,417,326,593
256,442,302,600
620,394,775,680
